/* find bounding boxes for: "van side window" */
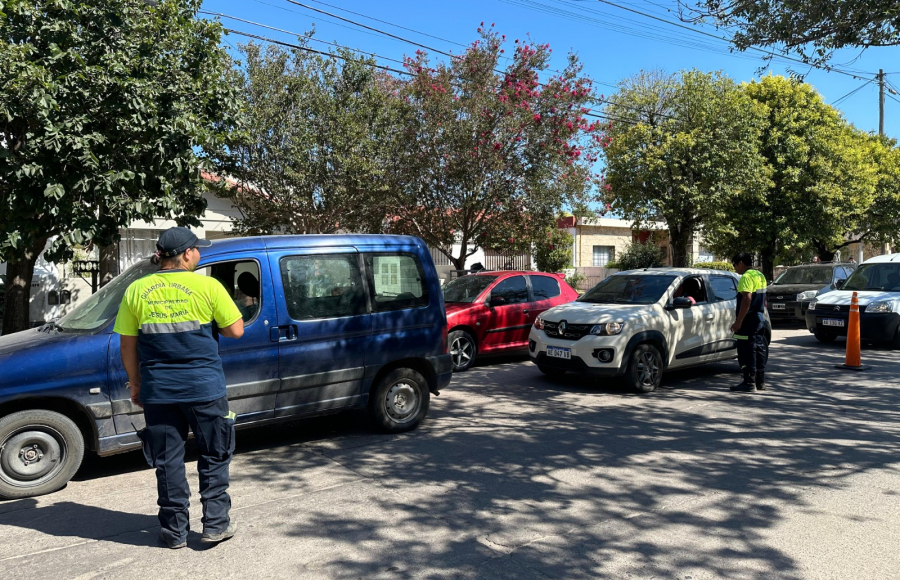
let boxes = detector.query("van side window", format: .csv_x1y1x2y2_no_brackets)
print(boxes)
364,253,429,311
279,255,366,320
198,260,263,323
710,275,738,302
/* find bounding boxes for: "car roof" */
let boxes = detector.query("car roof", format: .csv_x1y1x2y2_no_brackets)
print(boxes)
471,270,560,277
617,267,736,277
862,253,900,264
202,234,426,257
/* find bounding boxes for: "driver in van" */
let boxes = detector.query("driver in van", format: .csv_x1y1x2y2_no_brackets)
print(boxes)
114,227,244,550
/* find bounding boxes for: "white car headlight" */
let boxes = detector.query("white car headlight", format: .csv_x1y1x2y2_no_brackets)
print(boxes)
867,301,893,313
590,322,625,336
808,300,817,311
797,291,817,301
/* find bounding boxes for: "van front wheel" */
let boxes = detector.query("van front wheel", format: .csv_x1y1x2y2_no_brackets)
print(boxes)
0,410,85,500
368,369,430,433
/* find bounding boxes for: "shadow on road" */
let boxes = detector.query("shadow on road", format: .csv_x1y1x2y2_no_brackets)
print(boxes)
0,498,162,547
229,331,900,578
5,330,899,577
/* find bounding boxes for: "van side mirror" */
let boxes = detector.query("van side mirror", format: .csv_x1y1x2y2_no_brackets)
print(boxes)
666,297,693,310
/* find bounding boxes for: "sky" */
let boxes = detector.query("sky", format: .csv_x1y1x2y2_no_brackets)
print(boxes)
200,0,900,138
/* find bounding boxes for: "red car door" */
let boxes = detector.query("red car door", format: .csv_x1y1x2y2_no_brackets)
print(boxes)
481,275,531,351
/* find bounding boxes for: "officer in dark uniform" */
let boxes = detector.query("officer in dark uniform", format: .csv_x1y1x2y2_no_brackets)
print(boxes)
115,227,244,549
730,252,768,392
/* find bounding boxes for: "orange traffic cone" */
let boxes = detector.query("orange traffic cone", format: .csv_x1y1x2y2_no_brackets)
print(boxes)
836,291,869,371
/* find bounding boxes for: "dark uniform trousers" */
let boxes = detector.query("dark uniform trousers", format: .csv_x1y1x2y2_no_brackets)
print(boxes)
139,396,235,543
736,315,768,384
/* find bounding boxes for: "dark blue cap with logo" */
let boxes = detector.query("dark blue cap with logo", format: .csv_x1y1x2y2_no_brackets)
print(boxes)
156,227,212,258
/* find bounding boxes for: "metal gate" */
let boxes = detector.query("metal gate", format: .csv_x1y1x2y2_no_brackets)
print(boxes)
483,249,531,271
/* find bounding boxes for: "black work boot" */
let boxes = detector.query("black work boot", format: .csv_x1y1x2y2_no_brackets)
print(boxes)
731,373,757,392
755,371,766,391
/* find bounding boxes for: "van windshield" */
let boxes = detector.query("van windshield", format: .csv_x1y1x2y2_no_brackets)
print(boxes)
842,263,900,292
773,267,832,285
57,260,158,332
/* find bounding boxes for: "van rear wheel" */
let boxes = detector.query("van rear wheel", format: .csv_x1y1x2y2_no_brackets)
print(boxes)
368,369,430,433
0,410,85,500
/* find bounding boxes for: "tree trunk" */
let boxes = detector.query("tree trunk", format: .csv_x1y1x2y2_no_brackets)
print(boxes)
760,238,777,281
99,243,118,288
2,237,48,335
669,227,691,268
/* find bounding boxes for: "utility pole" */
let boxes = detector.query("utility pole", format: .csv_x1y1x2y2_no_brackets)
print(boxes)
879,69,885,136
878,69,887,257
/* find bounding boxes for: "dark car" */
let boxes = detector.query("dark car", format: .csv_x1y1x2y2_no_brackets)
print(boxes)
766,263,856,323
0,235,451,500
442,271,579,371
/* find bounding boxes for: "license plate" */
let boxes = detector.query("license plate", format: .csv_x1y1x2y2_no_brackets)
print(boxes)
547,346,571,359
823,319,845,327
772,303,786,310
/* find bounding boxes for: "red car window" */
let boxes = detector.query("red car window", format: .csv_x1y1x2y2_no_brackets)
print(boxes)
531,275,561,300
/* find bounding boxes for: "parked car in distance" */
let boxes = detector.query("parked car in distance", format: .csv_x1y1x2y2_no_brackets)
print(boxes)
767,263,856,323
529,268,772,393
805,253,900,347
442,271,579,371
0,235,452,500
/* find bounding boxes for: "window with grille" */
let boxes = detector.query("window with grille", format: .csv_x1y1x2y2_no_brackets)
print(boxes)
592,246,615,267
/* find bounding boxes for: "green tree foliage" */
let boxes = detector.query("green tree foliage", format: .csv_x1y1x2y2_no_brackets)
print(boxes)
616,241,666,271
694,261,735,272
683,1,900,67
856,135,900,250
228,37,401,235
534,226,573,272
385,26,603,270
602,69,768,267
0,0,241,334
702,76,882,278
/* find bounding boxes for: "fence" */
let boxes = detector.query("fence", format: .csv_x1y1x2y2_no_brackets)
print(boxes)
483,249,532,271
574,267,619,291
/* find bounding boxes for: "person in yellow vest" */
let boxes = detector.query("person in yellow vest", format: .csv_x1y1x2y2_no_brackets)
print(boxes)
730,252,768,392
114,227,244,549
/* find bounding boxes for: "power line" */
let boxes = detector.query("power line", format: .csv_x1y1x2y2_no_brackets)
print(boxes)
222,26,639,126
302,0,471,50
277,1,670,117
285,0,458,59
587,0,875,79
201,10,408,66
831,79,874,107
224,29,411,76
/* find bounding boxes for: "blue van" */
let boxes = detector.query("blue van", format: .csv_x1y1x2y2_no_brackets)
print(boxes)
0,235,451,500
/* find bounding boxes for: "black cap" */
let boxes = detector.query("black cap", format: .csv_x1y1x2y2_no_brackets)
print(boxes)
156,227,212,258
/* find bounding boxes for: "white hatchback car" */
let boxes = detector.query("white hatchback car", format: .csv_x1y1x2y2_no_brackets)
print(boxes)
529,268,772,393
805,253,900,347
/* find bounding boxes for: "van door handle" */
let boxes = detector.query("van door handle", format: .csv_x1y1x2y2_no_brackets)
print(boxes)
270,325,298,342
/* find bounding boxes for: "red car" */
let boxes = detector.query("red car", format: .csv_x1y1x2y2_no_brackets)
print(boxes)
443,271,579,371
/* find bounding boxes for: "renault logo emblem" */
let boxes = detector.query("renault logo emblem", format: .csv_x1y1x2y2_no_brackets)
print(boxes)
558,320,567,336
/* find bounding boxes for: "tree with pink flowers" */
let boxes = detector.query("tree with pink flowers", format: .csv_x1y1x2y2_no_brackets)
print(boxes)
385,26,605,270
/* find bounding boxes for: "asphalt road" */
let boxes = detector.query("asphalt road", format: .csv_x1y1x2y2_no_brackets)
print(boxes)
1,327,899,580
